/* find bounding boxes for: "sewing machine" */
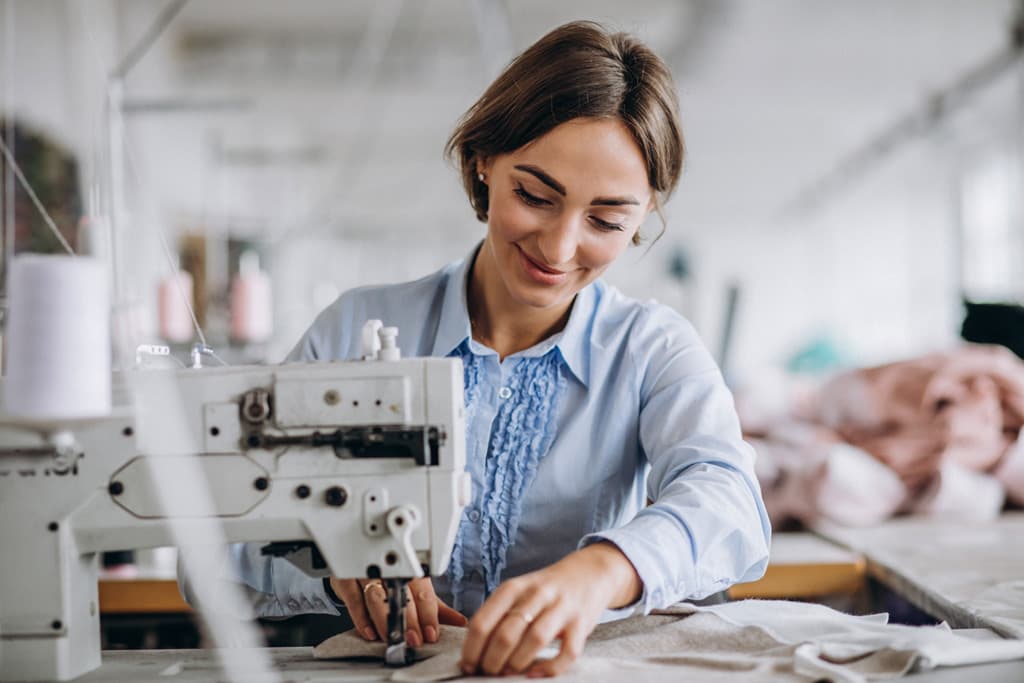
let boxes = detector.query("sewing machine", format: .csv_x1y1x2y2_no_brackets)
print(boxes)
0,326,470,681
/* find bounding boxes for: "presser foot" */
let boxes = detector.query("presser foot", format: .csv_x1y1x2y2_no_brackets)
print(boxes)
384,578,416,666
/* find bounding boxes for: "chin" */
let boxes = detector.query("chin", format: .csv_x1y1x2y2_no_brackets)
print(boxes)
505,274,581,311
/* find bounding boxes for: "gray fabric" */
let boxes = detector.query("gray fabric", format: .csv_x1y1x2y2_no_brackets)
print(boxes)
312,600,1024,682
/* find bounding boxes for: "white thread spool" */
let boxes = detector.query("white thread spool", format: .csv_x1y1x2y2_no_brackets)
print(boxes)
5,255,111,420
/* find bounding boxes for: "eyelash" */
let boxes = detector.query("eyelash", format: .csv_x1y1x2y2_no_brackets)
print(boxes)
513,185,625,232
513,186,549,207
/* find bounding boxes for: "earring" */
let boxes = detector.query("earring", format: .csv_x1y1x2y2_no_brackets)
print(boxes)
477,172,485,183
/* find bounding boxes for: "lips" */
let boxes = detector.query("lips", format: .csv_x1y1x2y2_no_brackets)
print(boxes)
515,245,569,285
523,251,563,274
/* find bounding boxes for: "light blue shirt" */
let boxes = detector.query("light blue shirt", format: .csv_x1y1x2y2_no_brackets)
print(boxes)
220,246,770,619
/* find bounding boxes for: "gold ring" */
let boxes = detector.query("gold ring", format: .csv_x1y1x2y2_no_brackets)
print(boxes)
362,581,385,595
508,609,534,625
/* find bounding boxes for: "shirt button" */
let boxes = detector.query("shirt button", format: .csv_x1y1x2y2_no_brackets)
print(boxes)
498,387,512,400
468,509,481,522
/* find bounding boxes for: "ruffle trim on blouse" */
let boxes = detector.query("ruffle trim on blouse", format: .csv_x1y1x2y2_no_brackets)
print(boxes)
446,342,566,610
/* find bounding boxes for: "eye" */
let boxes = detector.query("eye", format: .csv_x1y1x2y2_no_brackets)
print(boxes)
513,184,551,207
589,215,625,232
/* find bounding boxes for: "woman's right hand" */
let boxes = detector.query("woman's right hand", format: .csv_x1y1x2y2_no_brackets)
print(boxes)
329,576,468,647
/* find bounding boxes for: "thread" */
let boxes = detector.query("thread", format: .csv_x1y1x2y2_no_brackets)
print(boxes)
229,251,272,344
158,269,195,344
5,255,110,419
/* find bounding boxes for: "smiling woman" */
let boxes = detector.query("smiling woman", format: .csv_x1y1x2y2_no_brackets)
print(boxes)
217,19,770,679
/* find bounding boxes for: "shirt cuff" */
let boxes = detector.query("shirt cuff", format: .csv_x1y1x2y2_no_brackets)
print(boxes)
577,535,651,617
266,562,342,617
322,577,346,609
579,519,691,615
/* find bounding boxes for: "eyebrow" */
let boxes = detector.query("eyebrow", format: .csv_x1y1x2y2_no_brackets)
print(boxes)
514,164,641,207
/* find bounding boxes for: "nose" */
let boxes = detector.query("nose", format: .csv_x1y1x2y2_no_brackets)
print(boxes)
535,213,580,267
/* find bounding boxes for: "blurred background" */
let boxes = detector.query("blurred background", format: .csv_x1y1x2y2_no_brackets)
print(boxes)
2,0,1021,376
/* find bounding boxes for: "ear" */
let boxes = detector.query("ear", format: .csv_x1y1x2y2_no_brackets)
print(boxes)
646,193,659,215
475,156,492,180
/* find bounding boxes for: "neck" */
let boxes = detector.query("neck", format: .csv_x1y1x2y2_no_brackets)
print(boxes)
468,239,573,360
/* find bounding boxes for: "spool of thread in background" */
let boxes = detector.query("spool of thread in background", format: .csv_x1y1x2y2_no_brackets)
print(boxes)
230,250,272,344
4,255,111,420
158,269,195,344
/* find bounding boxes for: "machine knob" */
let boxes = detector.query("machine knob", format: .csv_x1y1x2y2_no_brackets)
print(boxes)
324,486,348,507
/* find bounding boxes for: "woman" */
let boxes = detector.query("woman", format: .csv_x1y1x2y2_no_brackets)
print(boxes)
230,20,770,678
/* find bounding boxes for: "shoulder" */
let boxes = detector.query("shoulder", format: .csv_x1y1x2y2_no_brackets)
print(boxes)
590,281,717,377
337,266,451,320
297,265,455,360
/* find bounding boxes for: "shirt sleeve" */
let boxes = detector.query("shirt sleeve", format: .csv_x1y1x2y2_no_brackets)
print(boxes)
580,305,771,613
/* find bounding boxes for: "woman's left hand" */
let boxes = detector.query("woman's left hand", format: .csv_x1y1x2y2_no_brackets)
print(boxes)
459,542,642,678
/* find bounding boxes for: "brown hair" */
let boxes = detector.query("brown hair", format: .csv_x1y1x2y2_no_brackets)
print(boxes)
445,20,684,245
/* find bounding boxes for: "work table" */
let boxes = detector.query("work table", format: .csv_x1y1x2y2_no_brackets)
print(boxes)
82,519,1024,682
814,512,1024,639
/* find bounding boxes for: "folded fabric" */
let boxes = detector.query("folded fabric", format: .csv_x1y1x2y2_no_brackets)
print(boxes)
816,345,1024,487
704,600,1024,681
744,344,1024,526
311,599,1024,682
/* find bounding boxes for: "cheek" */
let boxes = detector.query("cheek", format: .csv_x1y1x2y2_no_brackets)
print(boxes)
488,195,544,241
577,235,632,271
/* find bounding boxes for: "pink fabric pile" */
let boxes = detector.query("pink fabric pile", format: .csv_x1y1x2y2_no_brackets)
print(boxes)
743,344,1024,527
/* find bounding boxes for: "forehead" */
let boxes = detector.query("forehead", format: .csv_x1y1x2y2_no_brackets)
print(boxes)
506,118,651,198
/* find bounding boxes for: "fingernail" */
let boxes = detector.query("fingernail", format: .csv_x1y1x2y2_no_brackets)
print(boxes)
406,629,421,647
424,625,438,643
460,662,474,675
362,626,377,640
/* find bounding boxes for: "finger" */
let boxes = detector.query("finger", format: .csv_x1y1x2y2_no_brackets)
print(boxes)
483,587,556,675
526,620,585,678
460,580,525,674
437,600,469,627
404,585,423,647
363,581,390,643
478,605,542,676
332,579,377,641
487,582,558,673
409,577,440,643
504,605,559,673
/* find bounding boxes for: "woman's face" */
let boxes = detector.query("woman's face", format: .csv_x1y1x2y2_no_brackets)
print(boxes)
479,117,653,312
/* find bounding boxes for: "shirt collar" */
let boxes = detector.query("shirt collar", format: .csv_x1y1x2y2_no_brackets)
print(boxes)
430,244,477,359
551,282,594,388
429,242,595,388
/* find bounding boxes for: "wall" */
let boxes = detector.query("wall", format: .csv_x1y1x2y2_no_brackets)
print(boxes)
1,0,1016,378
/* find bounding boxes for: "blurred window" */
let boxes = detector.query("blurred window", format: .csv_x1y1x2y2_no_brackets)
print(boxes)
960,152,1023,302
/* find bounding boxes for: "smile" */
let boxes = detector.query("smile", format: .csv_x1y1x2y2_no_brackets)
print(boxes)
515,245,569,286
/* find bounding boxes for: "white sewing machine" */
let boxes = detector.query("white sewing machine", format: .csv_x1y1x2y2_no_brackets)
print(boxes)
0,327,470,681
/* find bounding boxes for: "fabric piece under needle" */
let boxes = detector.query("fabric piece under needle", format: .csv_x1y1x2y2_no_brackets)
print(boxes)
313,600,1024,683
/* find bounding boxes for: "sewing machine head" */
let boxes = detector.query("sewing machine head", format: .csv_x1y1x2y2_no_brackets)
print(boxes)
0,331,469,680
